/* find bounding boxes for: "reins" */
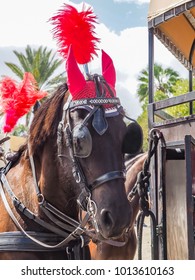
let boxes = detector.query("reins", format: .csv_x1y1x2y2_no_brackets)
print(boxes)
127,128,165,260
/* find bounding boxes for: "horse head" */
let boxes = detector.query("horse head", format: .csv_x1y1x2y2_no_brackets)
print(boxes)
23,47,144,254
54,47,143,240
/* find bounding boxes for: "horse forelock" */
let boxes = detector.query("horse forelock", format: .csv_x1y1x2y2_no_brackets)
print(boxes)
29,83,68,155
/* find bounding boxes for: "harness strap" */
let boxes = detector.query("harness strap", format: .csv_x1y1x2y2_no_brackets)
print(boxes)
41,200,80,228
0,136,10,146
40,201,91,236
90,170,125,190
29,153,40,195
0,231,66,252
137,210,158,260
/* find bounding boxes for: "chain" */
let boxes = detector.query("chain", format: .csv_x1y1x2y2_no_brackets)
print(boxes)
136,128,164,260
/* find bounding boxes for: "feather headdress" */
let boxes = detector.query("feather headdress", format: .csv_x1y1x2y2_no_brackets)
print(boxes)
0,73,47,133
49,3,116,104
50,3,100,64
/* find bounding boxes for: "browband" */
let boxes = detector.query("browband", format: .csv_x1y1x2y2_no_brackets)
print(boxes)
69,97,121,109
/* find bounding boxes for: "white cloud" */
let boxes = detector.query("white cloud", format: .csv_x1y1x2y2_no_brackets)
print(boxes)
0,0,188,119
113,0,150,4
88,24,187,118
0,0,81,48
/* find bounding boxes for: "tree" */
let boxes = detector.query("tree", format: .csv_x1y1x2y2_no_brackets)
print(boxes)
5,45,65,93
2,45,66,134
166,78,195,117
136,78,195,151
137,63,180,103
136,64,181,151
137,108,149,152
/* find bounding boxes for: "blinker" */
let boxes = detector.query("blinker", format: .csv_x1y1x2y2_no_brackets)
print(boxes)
72,124,92,158
92,107,108,135
122,122,143,155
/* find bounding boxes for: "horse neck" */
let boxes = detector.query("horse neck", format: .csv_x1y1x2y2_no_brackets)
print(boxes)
34,138,79,220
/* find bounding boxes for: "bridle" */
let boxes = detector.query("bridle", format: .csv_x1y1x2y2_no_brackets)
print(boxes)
58,96,126,212
57,75,126,232
0,76,129,258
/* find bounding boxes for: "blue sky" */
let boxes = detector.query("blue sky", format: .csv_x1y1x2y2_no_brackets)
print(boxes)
0,0,187,118
71,0,149,32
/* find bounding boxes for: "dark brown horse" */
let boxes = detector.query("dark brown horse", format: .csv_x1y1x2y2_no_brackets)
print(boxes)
90,153,147,260
0,51,143,260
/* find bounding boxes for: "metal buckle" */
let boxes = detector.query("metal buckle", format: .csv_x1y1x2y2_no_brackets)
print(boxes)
87,195,99,233
66,247,72,260
37,193,44,205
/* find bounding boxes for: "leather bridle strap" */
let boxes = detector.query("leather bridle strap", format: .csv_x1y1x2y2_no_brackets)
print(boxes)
69,97,120,109
89,171,125,191
0,136,10,146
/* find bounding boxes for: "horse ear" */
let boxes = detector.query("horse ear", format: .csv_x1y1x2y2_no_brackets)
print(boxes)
102,50,116,88
122,122,143,155
66,46,86,97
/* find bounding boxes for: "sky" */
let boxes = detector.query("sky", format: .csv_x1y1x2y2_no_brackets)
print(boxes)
0,0,188,119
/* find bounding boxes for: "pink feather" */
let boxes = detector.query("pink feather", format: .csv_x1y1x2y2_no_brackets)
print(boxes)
0,73,47,133
50,4,100,64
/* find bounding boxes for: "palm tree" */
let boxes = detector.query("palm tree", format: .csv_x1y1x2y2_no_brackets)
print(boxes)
5,45,65,93
137,63,180,103
3,45,66,132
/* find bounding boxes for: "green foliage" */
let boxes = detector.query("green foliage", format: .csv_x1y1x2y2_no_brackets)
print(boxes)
165,79,195,118
12,124,28,137
137,109,149,152
135,64,191,151
136,77,195,151
5,45,65,93
137,63,180,103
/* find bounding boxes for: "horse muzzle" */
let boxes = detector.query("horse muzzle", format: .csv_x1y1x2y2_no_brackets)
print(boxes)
97,201,132,239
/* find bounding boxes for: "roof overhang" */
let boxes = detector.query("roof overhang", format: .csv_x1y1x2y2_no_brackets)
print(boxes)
148,0,195,71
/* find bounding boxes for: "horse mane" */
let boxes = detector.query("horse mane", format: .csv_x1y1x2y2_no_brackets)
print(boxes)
29,83,68,154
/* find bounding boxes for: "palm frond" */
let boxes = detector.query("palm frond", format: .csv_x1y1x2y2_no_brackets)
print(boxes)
4,63,23,79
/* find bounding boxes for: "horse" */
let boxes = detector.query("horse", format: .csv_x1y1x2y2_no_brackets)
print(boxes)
0,49,143,260
89,152,147,260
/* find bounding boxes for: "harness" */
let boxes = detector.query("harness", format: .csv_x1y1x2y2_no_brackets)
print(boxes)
127,128,164,260
0,76,129,259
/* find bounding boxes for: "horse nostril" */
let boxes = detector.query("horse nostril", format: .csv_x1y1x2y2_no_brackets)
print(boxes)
100,209,114,230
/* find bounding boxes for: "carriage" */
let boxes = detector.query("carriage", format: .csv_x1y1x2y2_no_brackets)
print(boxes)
147,0,195,259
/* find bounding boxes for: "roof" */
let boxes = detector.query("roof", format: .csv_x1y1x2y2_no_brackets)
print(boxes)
148,0,195,71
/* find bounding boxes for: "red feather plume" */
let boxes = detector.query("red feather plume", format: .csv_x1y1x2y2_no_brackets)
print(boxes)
0,73,47,133
50,4,100,64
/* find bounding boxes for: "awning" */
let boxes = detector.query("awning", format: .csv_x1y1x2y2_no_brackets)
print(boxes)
148,0,195,71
